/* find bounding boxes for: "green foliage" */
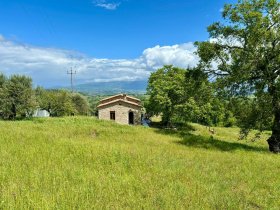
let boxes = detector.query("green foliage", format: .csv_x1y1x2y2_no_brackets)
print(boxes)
35,87,91,117
49,90,76,117
71,93,90,115
87,95,107,116
35,86,52,112
147,65,187,125
195,0,280,151
177,68,230,126
0,72,92,119
228,96,273,134
0,73,6,86
35,89,87,117
0,74,36,119
147,66,235,126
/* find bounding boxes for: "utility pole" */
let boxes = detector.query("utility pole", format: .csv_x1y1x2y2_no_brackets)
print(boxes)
67,67,76,92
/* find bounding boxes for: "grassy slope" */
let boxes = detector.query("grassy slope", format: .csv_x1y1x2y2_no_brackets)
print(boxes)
0,117,279,209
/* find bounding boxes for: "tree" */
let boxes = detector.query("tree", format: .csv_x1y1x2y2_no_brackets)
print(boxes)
0,73,6,86
147,65,231,127
35,88,91,117
43,90,76,117
0,73,7,118
0,75,36,119
147,65,186,126
71,93,90,115
35,86,52,113
195,0,280,152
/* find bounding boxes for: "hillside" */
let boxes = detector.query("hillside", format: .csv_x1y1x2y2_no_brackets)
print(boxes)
1,117,280,209
59,80,147,95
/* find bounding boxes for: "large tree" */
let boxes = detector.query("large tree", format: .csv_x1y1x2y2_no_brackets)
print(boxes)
195,0,280,152
36,89,76,117
147,65,229,126
0,75,36,119
35,88,90,117
71,93,90,115
147,65,186,125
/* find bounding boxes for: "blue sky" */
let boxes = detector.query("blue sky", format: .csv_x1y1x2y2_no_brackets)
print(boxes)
0,0,235,87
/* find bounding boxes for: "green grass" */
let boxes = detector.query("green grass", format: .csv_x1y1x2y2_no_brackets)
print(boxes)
0,117,280,209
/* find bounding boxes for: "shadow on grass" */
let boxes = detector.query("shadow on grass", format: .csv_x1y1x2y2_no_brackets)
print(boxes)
153,124,268,153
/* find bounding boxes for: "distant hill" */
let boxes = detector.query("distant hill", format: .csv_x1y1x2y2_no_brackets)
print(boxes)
58,80,147,95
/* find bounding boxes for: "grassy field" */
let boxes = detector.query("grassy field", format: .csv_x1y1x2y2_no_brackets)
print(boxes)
0,117,280,209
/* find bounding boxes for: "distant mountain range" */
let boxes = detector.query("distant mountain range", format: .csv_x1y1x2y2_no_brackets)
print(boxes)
58,80,148,95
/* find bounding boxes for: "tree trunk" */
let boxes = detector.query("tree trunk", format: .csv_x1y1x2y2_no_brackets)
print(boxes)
10,103,16,120
162,107,172,127
267,84,280,153
267,109,280,153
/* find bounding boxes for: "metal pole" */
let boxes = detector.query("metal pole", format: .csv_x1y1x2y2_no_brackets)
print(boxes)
67,67,76,92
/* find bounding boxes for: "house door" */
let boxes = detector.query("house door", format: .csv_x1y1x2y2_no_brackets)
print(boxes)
129,111,134,125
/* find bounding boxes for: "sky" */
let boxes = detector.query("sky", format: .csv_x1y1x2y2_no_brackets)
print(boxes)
0,0,235,87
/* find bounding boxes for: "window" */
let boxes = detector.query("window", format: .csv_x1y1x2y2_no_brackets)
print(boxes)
110,111,115,120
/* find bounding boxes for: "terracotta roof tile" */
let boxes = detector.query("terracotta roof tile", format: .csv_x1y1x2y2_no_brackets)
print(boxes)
99,94,141,103
97,99,142,109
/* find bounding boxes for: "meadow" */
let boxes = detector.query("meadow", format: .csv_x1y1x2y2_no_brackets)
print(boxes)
0,117,280,209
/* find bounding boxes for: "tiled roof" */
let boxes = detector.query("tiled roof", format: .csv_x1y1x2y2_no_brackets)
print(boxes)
97,99,142,109
99,94,141,103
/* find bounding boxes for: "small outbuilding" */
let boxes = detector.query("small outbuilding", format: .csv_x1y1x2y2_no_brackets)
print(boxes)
33,109,50,118
97,94,142,125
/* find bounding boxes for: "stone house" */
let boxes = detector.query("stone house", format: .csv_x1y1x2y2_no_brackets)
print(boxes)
97,94,142,125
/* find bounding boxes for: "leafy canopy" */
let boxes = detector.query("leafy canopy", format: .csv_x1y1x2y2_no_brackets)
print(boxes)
195,0,280,129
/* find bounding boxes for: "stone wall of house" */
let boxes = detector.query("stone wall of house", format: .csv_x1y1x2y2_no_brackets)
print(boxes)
98,101,141,125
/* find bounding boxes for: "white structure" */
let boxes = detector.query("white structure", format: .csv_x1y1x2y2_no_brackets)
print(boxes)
33,109,50,118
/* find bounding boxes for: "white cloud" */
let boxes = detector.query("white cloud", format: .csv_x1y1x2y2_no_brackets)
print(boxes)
93,0,120,10
142,43,198,70
0,35,199,87
96,3,120,10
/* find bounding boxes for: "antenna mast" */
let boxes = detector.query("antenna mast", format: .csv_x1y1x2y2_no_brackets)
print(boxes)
67,67,76,92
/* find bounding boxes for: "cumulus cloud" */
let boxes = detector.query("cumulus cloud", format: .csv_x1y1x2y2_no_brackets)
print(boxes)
142,43,198,70
93,0,121,10
0,35,199,87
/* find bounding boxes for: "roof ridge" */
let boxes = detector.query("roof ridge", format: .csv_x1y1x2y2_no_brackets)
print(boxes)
99,94,124,102
99,94,140,102
97,98,142,108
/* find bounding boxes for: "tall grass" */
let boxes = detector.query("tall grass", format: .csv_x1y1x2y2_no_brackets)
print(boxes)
0,117,279,209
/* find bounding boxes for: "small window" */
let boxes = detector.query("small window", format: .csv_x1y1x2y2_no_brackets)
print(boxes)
110,111,116,120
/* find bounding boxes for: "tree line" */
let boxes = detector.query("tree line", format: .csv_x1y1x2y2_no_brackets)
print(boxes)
0,73,90,120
